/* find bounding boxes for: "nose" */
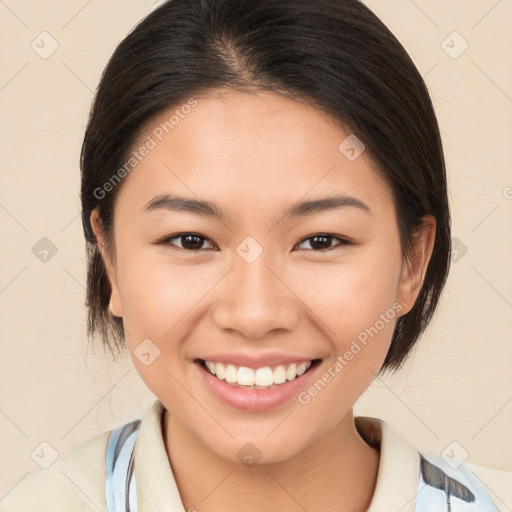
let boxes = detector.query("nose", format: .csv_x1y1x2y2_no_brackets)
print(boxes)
210,253,300,339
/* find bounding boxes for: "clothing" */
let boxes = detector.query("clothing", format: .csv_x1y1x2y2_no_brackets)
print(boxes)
0,399,507,511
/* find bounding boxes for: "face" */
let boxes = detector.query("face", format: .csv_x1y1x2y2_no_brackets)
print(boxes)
91,88,434,464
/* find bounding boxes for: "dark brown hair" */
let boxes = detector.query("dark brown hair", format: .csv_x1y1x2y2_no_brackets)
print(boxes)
80,0,451,373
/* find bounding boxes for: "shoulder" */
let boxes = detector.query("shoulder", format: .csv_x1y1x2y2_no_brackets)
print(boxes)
0,428,112,512
415,452,509,511
356,415,510,512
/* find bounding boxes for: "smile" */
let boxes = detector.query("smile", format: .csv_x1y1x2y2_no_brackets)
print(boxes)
200,359,319,389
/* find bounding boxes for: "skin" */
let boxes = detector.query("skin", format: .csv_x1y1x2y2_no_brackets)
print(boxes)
91,88,435,511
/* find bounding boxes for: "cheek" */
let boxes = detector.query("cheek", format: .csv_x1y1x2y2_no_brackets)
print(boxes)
115,248,216,341
289,246,403,383
294,256,401,331
291,259,402,418
113,250,213,393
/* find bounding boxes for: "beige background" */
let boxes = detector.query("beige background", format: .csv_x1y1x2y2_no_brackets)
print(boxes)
0,0,511,502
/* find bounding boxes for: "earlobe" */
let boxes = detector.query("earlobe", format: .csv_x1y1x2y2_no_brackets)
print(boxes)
89,208,124,318
108,294,123,318
396,215,436,316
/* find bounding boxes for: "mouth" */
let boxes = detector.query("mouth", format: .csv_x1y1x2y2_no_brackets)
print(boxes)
194,358,323,390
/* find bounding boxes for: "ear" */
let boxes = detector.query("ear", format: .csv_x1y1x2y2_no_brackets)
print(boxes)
90,208,124,318
396,215,436,316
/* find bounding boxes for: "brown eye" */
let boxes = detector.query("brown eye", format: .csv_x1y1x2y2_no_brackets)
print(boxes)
159,233,216,251
295,234,352,251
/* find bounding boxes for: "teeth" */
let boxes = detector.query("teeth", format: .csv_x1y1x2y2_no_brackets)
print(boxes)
202,359,314,388
286,364,297,381
214,362,226,380
225,364,238,383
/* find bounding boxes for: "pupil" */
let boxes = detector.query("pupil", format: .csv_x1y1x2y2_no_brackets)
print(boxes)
183,235,203,250
311,235,330,250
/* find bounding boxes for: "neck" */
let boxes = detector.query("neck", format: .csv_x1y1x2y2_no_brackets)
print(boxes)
163,408,380,512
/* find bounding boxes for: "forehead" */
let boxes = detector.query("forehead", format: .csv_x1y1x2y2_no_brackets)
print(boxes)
115,89,394,221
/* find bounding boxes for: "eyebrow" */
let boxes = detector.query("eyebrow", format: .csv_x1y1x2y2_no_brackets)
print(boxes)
143,193,371,221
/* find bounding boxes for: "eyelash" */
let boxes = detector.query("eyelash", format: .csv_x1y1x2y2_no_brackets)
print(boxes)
155,232,353,252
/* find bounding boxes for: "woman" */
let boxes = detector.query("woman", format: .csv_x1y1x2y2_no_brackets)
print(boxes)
0,0,504,510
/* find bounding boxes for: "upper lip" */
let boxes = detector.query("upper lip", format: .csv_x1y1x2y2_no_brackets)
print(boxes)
195,352,321,369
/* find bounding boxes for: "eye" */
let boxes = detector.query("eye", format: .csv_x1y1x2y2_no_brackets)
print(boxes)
294,234,353,251
155,232,353,252
157,233,216,251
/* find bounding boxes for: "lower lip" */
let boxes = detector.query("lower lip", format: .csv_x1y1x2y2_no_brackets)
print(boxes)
194,359,322,412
